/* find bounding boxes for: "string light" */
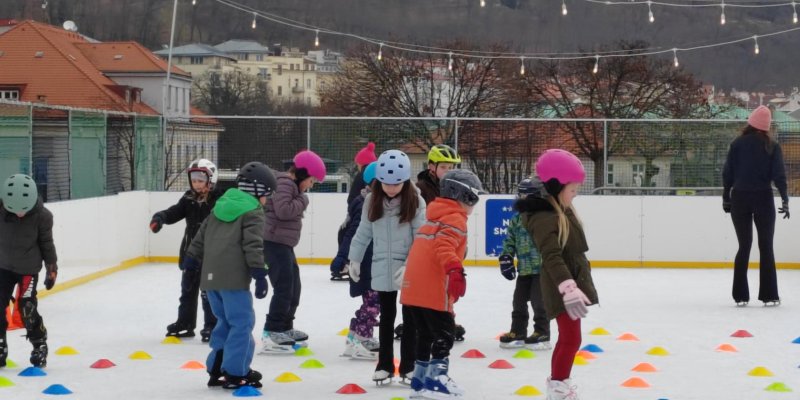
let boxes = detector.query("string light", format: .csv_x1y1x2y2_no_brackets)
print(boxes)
720,1,726,25
448,52,454,71
519,56,525,75
562,0,568,16
753,35,759,54
672,48,679,67
377,43,383,61
793,1,798,24
41,0,47,9
647,1,654,23
480,0,486,7
586,0,796,9
592,55,599,74
192,0,196,5
314,29,319,47
251,12,257,29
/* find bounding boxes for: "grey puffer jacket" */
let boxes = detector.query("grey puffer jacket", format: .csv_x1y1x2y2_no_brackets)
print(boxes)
263,172,308,247
0,199,57,275
349,192,426,292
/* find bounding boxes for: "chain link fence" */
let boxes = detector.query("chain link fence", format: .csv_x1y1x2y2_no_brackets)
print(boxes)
2,100,799,200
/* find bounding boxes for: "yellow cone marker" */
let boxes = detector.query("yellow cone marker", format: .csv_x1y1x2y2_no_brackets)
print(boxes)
161,336,182,344
748,366,774,377
337,328,349,336
514,385,543,396
275,372,302,382
55,346,79,355
573,355,589,365
589,327,610,335
129,351,152,360
646,346,670,356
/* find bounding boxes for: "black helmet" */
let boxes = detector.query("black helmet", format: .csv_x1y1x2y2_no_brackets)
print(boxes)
517,177,547,199
440,169,485,206
236,162,277,198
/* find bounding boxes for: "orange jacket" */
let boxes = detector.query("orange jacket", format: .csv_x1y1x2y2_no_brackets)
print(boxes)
400,198,468,313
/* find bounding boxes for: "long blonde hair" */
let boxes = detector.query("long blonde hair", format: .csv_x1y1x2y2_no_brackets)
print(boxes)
546,195,582,248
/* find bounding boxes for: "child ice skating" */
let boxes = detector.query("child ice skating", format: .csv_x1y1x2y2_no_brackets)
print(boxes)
348,149,426,384
333,162,381,360
261,150,325,353
0,174,58,368
516,149,598,400
400,169,484,399
185,161,276,389
498,178,550,350
150,158,221,341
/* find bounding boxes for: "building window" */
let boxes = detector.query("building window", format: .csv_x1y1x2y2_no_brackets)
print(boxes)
607,164,614,185
256,54,264,61
295,64,300,70
0,90,19,100
319,81,325,91
306,97,311,105
277,65,282,75
632,164,644,187
294,79,299,88
258,68,268,78
290,64,294,71
277,86,282,96
306,79,311,89
237,53,248,61
190,56,203,64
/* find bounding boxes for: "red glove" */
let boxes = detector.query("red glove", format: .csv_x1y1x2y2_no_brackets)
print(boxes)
445,262,466,302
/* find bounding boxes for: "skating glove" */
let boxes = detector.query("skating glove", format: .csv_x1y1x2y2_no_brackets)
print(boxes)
250,267,269,299
499,255,516,280
349,260,361,283
44,263,58,290
779,200,790,219
445,262,466,303
149,214,164,233
393,265,406,289
330,255,347,275
722,200,731,213
182,256,201,272
559,279,591,320
722,189,731,213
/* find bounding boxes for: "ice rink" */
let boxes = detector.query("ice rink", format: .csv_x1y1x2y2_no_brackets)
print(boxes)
1,263,799,399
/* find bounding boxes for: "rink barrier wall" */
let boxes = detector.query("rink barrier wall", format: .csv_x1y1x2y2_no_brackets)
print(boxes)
44,192,800,284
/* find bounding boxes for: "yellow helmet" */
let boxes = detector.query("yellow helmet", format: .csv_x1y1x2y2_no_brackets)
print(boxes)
427,144,461,164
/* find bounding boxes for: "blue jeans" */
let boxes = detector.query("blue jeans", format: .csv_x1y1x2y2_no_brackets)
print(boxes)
206,290,255,377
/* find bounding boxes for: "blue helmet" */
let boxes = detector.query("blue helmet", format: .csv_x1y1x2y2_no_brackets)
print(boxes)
375,150,411,184
363,162,377,184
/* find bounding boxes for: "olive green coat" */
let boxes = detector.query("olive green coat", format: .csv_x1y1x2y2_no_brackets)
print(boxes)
521,208,598,320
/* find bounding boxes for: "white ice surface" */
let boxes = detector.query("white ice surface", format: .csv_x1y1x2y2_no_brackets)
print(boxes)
2,264,799,400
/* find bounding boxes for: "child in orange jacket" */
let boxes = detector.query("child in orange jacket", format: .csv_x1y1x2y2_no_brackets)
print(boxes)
400,169,484,399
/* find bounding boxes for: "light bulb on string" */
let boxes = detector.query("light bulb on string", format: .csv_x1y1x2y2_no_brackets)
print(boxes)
252,12,257,29
672,48,679,67
519,56,525,76
192,0,196,5
648,1,654,23
377,43,383,61
42,0,47,9
793,1,798,24
592,55,599,74
720,1,726,25
314,30,319,47
448,52,454,71
753,35,759,55
562,0,568,16
480,0,486,7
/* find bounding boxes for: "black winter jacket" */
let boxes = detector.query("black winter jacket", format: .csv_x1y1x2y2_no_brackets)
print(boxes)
0,199,57,275
153,188,222,264
416,170,439,205
337,189,373,297
722,132,788,202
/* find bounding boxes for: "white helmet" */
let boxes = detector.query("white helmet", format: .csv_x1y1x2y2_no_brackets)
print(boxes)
187,158,218,186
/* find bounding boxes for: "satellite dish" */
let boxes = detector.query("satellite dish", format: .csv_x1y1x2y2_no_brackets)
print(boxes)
62,20,78,32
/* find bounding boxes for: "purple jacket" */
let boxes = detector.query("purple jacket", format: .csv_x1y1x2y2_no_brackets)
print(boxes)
263,172,308,247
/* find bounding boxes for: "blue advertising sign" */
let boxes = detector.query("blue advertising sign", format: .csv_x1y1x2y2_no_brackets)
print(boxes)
485,198,516,256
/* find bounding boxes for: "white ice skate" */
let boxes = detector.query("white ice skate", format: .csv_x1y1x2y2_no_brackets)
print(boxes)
372,369,392,385
287,328,309,348
259,330,296,355
343,333,379,360
546,377,580,400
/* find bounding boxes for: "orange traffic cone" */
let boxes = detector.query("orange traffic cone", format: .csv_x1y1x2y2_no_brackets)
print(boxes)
6,301,24,330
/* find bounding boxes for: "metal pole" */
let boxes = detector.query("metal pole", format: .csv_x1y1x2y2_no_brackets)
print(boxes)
603,119,608,187
307,117,312,149
161,0,179,191
453,117,459,151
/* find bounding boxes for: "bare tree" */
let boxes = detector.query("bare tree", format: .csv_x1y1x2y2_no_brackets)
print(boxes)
192,71,271,116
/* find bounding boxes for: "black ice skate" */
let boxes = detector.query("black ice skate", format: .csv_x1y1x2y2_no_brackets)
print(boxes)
498,332,526,349
166,322,195,338
0,333,7,368
207,349,224,387
524,332,552,351
222,370,263,389
454,324,466,342
394,323,403,340
30,338,48,368
200,327,212,343
330,265,350,281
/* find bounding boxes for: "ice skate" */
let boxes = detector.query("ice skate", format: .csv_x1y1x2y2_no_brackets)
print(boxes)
454,324,465,342
200,326,212,343
287,328,308,348
423,359,464,399
735,301,748,307
30,338,48,368
330,265,350,281
372,369,392,385
343,333,379,360
408,361,430,399
546,377,579,400
498,332,526,349
207,349,224,387
222,369,263,389
763,300,781,307
0,334,7,368
524,332,552,351
394,323,403,340
165,322,195,338
260,330,296,354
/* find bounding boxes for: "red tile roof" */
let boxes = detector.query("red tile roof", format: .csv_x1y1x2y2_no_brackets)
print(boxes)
75,42,189,77
0,20,157,114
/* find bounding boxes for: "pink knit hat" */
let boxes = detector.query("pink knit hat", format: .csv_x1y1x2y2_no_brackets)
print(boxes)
354,142,378,167
747,105,772,131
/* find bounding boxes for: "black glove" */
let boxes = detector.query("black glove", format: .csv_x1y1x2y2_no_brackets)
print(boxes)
250,267,269,299
44,263,58,290
722,201,731,213
150,214,164,233
779,200,790,219
499,254,516,280
330,255,347,275
182,256,201,272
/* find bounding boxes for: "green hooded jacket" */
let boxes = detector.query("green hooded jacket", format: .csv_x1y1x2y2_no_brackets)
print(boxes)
500,213,542,275
187,188,266,291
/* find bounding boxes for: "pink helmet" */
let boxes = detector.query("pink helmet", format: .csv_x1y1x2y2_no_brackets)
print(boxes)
535,149,585,185
293,150,326,182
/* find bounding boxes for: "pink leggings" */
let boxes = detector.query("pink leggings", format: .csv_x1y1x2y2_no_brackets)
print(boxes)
551,313,582,381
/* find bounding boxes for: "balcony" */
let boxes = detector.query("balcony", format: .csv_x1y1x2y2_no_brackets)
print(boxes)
292,86,305,94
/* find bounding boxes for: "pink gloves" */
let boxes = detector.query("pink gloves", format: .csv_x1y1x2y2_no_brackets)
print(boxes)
559,279,591,320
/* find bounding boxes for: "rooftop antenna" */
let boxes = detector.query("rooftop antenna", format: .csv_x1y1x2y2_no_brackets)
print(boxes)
62,20,78,32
